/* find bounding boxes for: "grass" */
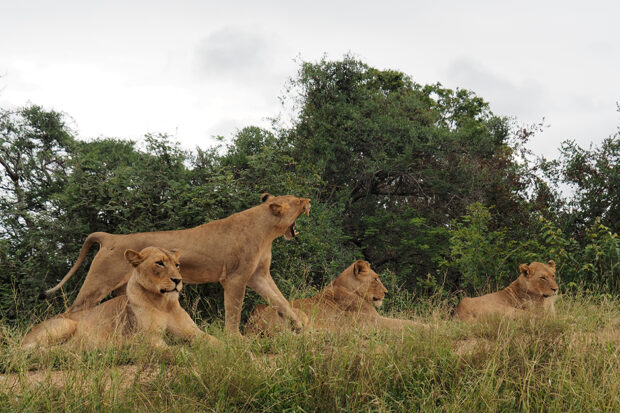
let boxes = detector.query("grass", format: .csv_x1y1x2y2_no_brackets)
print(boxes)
1,293,618,412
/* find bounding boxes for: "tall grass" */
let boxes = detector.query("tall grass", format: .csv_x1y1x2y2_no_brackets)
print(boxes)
1,293,618,412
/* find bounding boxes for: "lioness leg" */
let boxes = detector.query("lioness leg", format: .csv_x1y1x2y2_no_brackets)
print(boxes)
220,277,247,336
21,317,78,350
70,249,132,312
167,309,222,346
247,272,304,332
543,296,556,317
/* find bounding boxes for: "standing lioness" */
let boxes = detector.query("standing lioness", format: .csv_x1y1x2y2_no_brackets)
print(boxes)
454,260,559,321
23,247,219,349
42,194,311,335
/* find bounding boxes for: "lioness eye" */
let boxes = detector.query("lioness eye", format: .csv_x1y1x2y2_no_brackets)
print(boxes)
156,261,165,267
175,264,180,269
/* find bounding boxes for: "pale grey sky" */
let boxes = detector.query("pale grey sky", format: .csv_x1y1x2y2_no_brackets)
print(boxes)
1,0,618,158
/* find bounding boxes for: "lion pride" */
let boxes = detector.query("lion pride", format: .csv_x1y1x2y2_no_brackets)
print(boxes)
246,260,422,335
22,247,220,349
42,194,310,335
454,260,559,321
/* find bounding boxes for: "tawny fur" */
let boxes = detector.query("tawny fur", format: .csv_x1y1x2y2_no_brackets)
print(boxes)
22,247,219,350
246,260,423,335
42,194,311,335
454,260,559,322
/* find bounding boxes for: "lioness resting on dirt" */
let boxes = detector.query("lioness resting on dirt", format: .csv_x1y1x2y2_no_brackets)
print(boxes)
454,260,559,322
22,247,220,350
41,194,310,335
246,260,423,335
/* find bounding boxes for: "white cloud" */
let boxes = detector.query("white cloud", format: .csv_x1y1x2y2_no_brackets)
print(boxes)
0,0,618,159
195,28,273,79
446,57,546,119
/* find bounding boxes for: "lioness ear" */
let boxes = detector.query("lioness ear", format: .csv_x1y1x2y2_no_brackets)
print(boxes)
261,193,273,203
519,264,531,277
269,202,288,217
124,249,144,267
547,260,555,270
353,260,369,277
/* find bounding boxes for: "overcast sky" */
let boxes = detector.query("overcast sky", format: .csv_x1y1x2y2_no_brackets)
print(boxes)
1,0,618,159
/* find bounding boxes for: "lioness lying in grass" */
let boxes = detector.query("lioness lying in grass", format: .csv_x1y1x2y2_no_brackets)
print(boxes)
454,260,559,321
22,247,220,350
246,260,423,335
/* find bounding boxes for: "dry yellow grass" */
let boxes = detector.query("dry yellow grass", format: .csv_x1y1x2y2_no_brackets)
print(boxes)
1,293,618,411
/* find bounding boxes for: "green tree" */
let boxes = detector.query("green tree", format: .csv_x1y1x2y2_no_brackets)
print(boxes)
0,106,73,233
0,106,74,316
558,136,619,233
284,56,536,289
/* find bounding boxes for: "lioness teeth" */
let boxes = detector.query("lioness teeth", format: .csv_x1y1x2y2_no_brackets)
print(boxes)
290,222,297,237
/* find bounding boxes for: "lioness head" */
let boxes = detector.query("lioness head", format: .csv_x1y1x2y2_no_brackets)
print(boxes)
124,247,183,298
518,260,558,298
333,260,388,307
261,193,311,240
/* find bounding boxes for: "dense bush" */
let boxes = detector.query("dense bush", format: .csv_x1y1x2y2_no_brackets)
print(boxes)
443,203,619,295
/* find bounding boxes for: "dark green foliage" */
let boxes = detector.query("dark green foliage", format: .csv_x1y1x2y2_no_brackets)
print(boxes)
558,137,619,233
284,56,541,291
444,204,619,294
0,56,618,321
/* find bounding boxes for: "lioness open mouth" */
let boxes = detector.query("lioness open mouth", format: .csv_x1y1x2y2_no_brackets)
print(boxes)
290,221,298,238
284,204,309,240
285,221,299,240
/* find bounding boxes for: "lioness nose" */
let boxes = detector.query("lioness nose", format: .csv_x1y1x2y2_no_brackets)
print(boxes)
551,287,557,292
171,278,182,285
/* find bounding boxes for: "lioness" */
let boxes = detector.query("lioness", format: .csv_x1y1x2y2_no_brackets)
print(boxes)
454,260,559,321
42,194,310,335
246,260,422,335
22,247,219,349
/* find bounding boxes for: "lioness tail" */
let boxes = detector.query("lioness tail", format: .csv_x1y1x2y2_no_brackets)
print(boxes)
41,232,106,298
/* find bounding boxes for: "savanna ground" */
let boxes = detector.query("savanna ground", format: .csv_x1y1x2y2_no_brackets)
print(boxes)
1,293,618,412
